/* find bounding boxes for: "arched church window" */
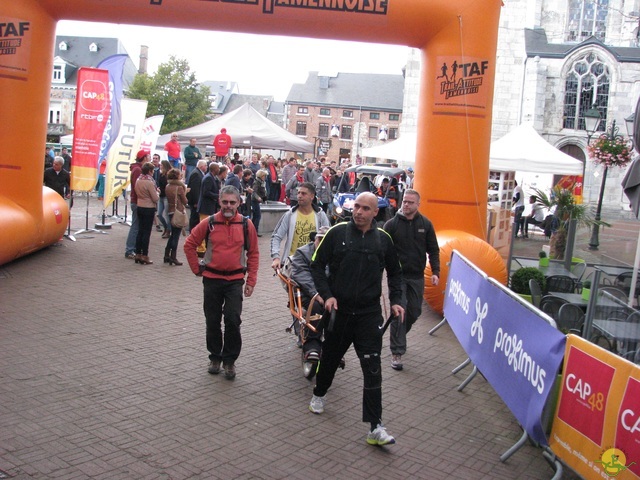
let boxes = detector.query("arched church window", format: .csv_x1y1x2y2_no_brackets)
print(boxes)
562,52,610,130
566,0,609,42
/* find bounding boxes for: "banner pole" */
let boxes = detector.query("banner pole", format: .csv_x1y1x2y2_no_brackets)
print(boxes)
75,192,104,235
64,195,76,242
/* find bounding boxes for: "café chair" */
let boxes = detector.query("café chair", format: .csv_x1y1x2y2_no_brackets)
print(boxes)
545,275,575,294
571,262,587,291
556,303,584,336
529,279,543,308
539,295,568,321
599,286,629,304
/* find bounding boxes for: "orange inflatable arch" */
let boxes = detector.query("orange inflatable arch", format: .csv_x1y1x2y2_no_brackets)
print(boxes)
1,0,503,291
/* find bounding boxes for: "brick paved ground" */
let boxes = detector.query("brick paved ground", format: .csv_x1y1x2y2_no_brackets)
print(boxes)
4,195,633,479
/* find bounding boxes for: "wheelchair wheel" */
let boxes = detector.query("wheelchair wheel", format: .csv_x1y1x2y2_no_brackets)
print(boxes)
301,350,318,380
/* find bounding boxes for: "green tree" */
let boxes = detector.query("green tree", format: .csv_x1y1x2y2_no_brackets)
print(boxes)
127,56,211,133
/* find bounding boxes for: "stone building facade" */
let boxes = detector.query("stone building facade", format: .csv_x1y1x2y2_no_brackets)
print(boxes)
492,0,640,215
403,0,640,217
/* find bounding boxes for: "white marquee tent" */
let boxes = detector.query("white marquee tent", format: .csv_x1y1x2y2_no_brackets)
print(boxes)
157,103,314,153
489,123,583,175
362,123,583,175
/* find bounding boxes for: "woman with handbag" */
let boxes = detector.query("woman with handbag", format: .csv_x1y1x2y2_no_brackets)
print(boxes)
164,168,189,266
134,162,159,265
252,169,268,237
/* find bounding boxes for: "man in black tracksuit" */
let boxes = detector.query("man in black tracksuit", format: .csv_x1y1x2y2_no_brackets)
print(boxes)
383,188,440,371
308,192,404,446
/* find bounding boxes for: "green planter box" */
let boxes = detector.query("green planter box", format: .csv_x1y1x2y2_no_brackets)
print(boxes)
539,257,549,267
582,288,590,301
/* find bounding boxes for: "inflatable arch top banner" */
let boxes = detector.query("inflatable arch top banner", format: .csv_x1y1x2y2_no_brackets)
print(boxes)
0,0,501,265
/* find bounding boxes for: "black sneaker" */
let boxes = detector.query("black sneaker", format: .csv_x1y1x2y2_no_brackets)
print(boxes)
208,360,221,374
223,363,236,380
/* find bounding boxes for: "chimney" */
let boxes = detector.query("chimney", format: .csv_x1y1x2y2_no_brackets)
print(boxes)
139,45,149,75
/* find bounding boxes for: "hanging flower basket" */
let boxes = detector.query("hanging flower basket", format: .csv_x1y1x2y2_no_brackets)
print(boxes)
587,134,632,168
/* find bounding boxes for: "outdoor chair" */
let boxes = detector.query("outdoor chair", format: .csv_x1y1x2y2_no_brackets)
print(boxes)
556,303,585,336
614,272,640,305
545,275,575,294
529,278,543,308
539,295,569,321
599,286,629,303
571,262,587,292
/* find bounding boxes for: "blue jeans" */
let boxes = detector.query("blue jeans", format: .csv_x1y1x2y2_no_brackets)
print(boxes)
125,202,138,256
157,197,169,230
185,164,196,183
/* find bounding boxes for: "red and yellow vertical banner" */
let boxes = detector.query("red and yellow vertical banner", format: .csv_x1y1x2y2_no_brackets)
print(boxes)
71,67,111,191
550,335,640,479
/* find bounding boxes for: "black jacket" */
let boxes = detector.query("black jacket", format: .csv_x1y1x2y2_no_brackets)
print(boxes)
310,220,403,315
187,168,204,207
383,212,440,279
198,173,220,215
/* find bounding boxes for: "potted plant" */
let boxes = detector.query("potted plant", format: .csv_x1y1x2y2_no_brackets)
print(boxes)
539,250,549,267
532,187,608,260
581,280,591,301
510,267,546,302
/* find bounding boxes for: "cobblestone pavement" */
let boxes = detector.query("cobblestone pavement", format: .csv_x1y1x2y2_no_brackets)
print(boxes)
3,195,629,479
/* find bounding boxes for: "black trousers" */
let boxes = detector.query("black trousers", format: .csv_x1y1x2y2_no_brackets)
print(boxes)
313,309,384,425
135,207,156,255
203,277,244,364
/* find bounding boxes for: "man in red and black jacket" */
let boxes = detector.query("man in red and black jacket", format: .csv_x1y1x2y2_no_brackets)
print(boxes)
184,185,259,380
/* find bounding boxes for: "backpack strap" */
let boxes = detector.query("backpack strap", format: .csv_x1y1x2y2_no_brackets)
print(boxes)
205,215,250,252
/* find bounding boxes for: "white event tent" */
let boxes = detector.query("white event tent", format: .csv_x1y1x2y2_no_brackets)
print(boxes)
362,123,583,175
157,103,314,153
489,123,583,175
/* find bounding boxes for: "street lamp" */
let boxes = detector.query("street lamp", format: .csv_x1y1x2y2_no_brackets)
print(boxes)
584,108,602,142
588,119,625,250
625,113,635,149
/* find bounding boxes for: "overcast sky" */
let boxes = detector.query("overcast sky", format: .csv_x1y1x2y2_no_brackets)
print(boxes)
55,20,411,102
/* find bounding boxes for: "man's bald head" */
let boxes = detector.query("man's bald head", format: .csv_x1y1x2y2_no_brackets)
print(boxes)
352,192,379,231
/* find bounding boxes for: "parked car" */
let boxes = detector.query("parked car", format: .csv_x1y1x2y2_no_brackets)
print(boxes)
331,165,404,224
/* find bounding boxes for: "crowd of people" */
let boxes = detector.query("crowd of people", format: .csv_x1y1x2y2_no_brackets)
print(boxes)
47,133,434,447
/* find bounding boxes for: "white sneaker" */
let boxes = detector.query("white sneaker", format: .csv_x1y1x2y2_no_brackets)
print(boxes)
366,424,396,446
309,394,325,414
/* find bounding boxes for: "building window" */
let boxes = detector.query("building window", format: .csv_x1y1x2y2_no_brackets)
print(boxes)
370,112,380,120
58,41,68,51
52,64,63,82
297,106,309,115
89,42,98,52
389,113,399,121
342,110,353,118
389,128,399,140
49,104,62,124
566,0,608,42
296,121,307,136
341,125,352,140
319,108,331,116
318,123,329,138
562,52,610,130
369,126,378,138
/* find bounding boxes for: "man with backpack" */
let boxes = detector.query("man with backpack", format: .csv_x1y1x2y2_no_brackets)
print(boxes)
308,192,404,446
184,186,259,380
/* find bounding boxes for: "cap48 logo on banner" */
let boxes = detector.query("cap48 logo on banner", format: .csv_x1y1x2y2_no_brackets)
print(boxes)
71,67,111,192
443,250,566,447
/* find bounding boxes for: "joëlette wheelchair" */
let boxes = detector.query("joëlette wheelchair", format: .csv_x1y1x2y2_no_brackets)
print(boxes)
275,267,342,379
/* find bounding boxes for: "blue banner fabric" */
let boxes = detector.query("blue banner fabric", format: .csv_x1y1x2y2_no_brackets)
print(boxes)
444,250,566,446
